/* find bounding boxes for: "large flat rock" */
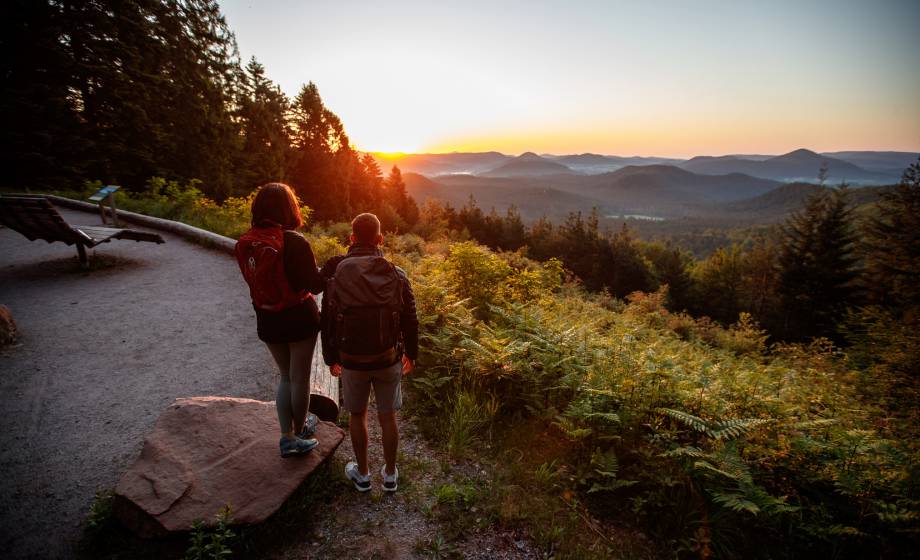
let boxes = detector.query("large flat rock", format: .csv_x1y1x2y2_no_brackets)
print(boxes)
114,396,344,537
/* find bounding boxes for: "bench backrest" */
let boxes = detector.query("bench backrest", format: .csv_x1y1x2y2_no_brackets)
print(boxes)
0,195,88,245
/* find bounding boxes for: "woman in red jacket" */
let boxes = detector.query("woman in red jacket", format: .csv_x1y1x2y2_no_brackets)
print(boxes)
236,183,325,457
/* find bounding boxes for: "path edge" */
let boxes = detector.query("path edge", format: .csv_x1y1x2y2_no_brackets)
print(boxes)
45,194,236,255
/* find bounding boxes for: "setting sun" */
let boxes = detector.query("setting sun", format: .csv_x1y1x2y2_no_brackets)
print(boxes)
222,0,920,157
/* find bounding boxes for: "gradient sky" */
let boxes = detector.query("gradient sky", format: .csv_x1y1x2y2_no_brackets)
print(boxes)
221,0,920,157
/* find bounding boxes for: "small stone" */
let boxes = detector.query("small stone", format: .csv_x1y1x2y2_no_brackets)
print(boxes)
0,305,18,346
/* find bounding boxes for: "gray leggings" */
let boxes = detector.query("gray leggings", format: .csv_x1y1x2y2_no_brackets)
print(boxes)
265,335,316,435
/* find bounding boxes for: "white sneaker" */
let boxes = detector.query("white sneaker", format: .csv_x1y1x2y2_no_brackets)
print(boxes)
380,464,398,492
345,461,371,492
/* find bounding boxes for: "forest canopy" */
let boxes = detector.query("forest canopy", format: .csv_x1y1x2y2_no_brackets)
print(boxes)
1,0,418,225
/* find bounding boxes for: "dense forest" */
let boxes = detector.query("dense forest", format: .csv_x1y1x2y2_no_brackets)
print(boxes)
1,0,418,227
5,1,920,557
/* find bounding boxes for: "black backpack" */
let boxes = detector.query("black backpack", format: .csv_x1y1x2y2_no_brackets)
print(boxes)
325,255,403,368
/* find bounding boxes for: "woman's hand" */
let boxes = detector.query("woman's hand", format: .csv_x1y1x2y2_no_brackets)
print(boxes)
330,363,343,377
401,355,414,376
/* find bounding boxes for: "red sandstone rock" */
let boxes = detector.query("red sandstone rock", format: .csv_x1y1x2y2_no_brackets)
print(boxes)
0,305,17,346
114,396,344,537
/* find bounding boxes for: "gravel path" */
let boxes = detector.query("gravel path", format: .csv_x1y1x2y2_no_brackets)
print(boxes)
0,205,540,559
0,207,277,558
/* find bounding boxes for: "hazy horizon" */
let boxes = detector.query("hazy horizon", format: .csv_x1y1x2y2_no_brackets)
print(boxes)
221,0,920,157
366,147,918,159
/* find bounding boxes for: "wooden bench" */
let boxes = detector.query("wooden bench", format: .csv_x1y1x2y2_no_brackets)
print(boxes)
0,194,164,268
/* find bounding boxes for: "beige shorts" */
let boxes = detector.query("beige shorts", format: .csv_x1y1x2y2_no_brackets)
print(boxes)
341,361,403,414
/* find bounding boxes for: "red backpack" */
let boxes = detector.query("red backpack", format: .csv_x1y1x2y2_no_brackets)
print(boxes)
235,226,311,311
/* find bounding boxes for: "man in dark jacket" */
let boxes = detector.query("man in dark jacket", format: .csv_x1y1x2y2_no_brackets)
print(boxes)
320,213,418,492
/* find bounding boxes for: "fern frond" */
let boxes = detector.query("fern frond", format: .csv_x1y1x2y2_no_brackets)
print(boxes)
662,446,711,459
693,460,744,481
656,407,709,433
707,418,773,440
584,412,621,424
711,492,761,514
792,418,838,430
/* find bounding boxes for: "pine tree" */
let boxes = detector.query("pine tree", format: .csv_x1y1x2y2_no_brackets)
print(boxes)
845,158,920,376
500,206,527,250
644,242,693,312
741,236,781,331
776,188,859,340
383,166,418,228
238,57,291,189
605,223,653,298
2,0,86,189
289,82,354,220
695,245,745,324
861,158,920,313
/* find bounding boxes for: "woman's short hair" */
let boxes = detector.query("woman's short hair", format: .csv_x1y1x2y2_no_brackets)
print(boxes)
351,213,381,244
251,183,304,230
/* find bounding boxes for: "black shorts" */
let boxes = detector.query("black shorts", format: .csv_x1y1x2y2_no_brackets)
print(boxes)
255,298,320,344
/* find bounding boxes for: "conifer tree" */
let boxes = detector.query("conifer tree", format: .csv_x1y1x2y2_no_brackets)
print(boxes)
238,57,291,189
776,188,859,340
846,158,920,376
289,82,351,219
861,158,920,312
692,245,745,324
383,166,418,227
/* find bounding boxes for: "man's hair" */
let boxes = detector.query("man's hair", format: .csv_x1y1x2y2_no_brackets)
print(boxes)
251,183,303,230
351,213,381,245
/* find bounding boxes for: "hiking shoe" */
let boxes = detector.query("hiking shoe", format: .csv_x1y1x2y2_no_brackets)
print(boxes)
280,435,318,458
299,413,319,439
380,465,398,492
345,461,372,492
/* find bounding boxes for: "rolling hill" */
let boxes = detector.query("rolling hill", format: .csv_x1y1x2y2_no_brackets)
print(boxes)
580,165,779,210
405,165,782,219
403,172,606,221
480,152,575,177
547,153,685,173
821,151,918,177
371,151,511,176
681,149,897,184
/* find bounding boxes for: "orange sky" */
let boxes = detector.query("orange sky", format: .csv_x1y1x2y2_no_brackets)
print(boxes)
222,0,920,157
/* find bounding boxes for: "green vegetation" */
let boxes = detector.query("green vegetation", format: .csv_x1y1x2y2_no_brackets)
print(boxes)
401,242,918,558
53,166,916,557
10,2,918,556
5,0,418,227
186,506,235,560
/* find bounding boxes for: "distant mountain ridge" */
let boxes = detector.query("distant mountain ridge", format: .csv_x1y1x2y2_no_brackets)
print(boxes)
481,152,575,177
404,165,780,220
579,165,779,211
369,149,914,184
681,149,899,184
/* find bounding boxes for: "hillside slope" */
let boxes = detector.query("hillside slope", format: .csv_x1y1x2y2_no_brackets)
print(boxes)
682,148,897,184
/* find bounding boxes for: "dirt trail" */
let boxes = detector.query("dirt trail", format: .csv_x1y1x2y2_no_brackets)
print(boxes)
0,207,536,559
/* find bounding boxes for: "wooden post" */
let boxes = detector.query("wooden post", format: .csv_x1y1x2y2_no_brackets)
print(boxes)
107,192,119,227
309,294,339,422
76,243,89,269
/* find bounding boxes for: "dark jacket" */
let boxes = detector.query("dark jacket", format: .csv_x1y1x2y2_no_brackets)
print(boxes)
320,243,419,367
255,230,324,344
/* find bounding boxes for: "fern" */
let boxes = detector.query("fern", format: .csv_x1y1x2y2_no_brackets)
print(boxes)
656,407,710,434
587,447,637,494
711,492,762,514
662,446,710,459
553,415,593,440
708,418,773,440
792,418,839,430
656,408,772,441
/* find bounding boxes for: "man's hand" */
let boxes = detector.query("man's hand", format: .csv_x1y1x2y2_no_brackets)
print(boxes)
330,363,343,377
401,355,414,376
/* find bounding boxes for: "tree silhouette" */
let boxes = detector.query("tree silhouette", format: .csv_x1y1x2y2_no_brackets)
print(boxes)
776,188,858,340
